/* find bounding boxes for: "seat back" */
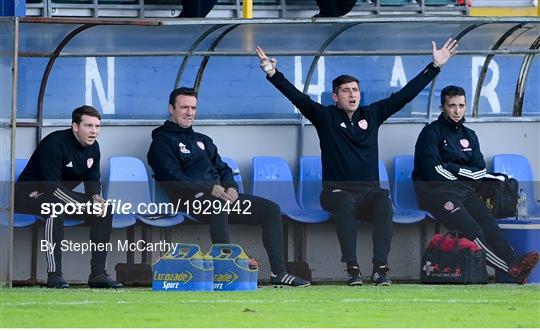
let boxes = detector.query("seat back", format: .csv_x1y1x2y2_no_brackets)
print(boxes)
297,156,323,210
251,156,299,212
492,154,537,213
297,157,390,210
15,159,29,180
221,156,244,194
12,158,38,226
392,155,420,210
106,156,151,225
378,160,390,191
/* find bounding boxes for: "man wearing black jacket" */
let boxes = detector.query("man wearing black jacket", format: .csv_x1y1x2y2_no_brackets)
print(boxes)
15,106,122,289
412,85,539,284
147,87,310,287
256,39,457,286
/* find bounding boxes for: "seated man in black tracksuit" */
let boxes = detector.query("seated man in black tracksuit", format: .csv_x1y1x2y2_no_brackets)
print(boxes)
256,39,457,286
412,85,539,284
15,106,122,289
147,87,310,287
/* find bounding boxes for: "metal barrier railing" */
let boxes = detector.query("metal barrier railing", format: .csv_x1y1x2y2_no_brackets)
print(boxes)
25,0,468,18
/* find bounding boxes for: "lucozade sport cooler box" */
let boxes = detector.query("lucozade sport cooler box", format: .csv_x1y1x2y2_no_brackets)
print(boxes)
152,243,212,291
209,244,258,291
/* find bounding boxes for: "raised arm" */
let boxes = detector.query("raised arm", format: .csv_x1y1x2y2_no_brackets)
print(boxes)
374,38,458,124
256,46,323,126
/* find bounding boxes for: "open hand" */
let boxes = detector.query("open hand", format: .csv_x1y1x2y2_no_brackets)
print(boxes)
432,38,458,67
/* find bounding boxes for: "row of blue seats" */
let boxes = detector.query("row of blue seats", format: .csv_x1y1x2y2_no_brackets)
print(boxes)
12,153,539,228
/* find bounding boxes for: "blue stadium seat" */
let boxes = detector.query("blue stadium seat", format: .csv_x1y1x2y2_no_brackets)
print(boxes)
149,176,192,225
221,156,244,194
391,155,426,224
378,159,390,191
297,156,323,210
252,156,330,223
105,156,145,228
117,156,184,228
492,154,540,219
14,159,39,227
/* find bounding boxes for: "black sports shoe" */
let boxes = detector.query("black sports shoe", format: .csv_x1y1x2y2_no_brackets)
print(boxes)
508,251,539,284
270,272,311,287
346,265,363,286
46,272,69,289
88,272,123,289
371,265,392,286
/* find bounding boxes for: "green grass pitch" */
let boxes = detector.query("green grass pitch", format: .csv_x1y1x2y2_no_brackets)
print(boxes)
1,284,539,327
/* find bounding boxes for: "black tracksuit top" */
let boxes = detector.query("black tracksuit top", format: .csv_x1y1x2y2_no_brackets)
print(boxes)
267,63,440,190
17,128,102,200
412,113,487,201
147,120,238,194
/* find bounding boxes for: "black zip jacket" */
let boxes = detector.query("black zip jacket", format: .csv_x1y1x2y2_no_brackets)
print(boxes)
412,113,487,202
267,63,440,190
17,129,101,201
147,120,238,194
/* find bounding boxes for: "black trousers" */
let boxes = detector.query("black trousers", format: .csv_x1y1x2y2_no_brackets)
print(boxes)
420,191,515,272
170,190,287,275
320,187,394,266
315,0,357,17
179,0,217,17
14,183,113,275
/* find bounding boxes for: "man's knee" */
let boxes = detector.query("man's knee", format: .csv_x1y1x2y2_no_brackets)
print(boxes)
373,190,392,208
370,190,393,217
327,194,357,217
257,198,282,220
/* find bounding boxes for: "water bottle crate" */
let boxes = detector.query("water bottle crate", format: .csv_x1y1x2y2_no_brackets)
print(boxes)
152,243,258,291
152,243,213,291
209,244,258,291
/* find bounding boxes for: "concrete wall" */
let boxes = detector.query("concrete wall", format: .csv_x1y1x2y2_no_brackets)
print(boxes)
13,120,540,283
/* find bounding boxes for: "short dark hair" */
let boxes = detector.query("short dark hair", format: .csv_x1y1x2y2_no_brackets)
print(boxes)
72,105,101,124
332,75,359,94
440,85,466,106
169,87,198,107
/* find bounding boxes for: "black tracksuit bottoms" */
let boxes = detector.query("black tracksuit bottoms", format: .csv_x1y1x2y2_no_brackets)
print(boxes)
420,191,515,272
172,191,287,275
320,187,394,266
14,183,113,275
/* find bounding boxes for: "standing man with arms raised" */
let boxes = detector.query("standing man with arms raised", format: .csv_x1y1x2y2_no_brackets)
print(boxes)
256,39,458,286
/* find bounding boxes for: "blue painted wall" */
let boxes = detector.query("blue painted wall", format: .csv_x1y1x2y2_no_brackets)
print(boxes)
17,55,540,120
